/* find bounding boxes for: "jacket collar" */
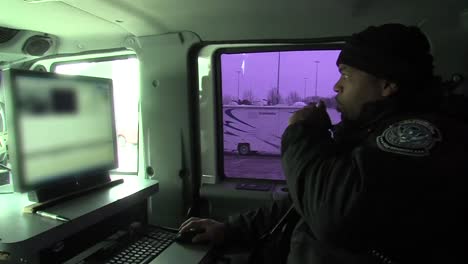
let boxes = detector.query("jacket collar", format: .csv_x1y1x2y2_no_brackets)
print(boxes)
332,98,400,144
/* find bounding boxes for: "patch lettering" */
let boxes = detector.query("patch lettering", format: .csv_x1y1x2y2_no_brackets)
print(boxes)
376,119,442,157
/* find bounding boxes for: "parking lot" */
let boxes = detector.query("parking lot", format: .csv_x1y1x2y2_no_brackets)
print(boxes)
223,153,284,180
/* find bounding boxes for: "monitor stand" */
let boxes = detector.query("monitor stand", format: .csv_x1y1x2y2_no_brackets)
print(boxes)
23,176,124,214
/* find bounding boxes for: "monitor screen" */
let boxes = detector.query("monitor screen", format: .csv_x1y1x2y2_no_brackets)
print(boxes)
3,69,117,193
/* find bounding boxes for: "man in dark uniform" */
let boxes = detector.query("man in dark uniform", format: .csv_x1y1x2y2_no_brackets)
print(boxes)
180,24,467,263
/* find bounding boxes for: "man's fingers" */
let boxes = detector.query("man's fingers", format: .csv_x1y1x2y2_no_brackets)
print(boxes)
180,217,200,230
180,223,199,233
181,217,200,227
179,219,204,233
289,110,303,125
289,101,332,126
318,100,326,110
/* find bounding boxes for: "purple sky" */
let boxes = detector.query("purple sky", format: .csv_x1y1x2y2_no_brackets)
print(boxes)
221,50,341,102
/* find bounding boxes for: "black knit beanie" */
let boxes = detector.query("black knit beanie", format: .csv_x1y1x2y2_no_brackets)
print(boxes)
337,24,435,87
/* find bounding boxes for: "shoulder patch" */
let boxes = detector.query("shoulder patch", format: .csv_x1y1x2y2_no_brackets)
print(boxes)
376,119,442,157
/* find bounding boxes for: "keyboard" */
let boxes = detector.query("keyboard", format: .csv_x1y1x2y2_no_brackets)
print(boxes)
104,227,176,264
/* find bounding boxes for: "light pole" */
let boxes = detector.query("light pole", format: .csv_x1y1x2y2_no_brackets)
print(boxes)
236,70,241,100
314,61,320,97
303,77,308,100
276,52,281,104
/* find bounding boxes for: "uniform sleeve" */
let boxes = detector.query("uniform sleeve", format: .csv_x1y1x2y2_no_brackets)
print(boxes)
281,122,366,246
223,196,292,247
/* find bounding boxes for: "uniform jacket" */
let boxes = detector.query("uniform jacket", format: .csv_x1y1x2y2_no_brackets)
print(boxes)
225,99,467,264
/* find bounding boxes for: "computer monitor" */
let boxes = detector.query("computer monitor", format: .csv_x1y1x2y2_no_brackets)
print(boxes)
2,69,118,201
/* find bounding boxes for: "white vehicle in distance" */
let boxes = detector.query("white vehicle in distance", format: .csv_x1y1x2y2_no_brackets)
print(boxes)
223,104,340,155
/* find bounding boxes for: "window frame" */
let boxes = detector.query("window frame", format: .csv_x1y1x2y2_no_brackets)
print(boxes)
50,54,137,72
51,54,140,176
213,44,344,182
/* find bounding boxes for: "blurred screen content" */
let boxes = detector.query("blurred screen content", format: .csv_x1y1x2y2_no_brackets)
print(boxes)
13,75,116,188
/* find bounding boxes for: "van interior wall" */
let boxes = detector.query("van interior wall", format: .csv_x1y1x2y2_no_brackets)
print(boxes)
133,31,201,227
2,0,466,226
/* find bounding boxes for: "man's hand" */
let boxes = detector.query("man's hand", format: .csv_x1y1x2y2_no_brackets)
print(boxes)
179,217,226,244
288,100,332,129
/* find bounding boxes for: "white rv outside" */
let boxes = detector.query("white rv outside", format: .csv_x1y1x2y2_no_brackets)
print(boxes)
223,104,341,155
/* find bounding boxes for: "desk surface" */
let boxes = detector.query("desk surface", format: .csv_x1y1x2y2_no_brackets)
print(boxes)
0,176,158,248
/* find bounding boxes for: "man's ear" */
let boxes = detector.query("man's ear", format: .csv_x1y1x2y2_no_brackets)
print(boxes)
381,81,399,97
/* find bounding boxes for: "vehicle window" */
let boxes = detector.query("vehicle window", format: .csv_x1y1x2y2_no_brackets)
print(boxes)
0,72,8,186
54,58,139,174
220,50,341,180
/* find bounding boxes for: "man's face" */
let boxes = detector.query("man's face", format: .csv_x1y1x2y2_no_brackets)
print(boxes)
333,64,386,121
